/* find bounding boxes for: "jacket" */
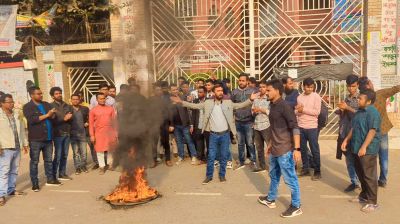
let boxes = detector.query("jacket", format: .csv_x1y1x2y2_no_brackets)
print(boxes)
0,109,28,149
191,98,206,129
170,95,192,127
231,87,255,123
71,105,90,139
51,101,74,137
23,100,54,142
374,85,400,134
182,99,252,136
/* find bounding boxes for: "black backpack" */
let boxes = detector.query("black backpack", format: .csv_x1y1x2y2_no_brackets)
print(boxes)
318,101,329,129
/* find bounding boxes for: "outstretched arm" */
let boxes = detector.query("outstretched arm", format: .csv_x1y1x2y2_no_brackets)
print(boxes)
232,92,258,109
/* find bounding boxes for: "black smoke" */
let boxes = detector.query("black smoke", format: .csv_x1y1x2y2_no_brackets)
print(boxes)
112,91,164,170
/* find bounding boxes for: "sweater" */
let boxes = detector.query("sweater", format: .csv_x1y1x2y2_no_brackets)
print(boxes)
296,92,321,129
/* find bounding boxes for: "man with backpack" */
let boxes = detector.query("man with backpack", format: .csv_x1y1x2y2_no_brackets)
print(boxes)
295,78,322,180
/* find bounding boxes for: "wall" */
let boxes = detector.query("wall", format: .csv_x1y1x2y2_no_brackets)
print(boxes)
35,43,113,101
110,0,154,96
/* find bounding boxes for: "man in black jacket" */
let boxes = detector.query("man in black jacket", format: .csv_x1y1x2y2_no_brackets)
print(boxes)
23,86,61,192
169,84,199,165
191,86,207,162
149,83,174,167
70,93,90,174
50,87,73,181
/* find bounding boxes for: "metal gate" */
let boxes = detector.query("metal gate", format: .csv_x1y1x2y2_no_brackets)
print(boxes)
150,0,364,136
67,67,114,103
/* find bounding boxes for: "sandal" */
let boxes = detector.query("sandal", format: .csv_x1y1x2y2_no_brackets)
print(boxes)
0,197,6,206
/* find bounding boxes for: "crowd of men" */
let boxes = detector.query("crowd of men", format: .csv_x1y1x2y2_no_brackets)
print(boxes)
0,73,399,218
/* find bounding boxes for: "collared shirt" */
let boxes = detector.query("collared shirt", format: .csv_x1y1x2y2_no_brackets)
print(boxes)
231,87,255,123
6,114,20,150
89,95,115,109
197,98,206,129
51,101,73,137
252,96,270,131
351,105,381,155
338,93,359,139
71,107,87,141
269,98,300,156
210,102,229,132
37,103,52,140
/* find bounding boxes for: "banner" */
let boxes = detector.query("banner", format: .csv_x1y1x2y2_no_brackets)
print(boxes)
0,5,18,52
381,0,397,75
367,32,382,90
0,67,34,109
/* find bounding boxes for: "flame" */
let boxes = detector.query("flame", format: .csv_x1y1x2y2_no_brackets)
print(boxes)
105,167,157,203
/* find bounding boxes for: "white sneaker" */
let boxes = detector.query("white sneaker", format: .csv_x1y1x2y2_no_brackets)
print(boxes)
191,157,200,165
244,158,251,165
214,161,220,167
176,157,184,165
227,161,233,169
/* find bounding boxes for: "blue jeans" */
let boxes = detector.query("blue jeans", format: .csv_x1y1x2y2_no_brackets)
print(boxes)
0,149,21,197
236,122,256,165
378,133,389,184
267,151,301,208
71,139,87,170
345,151,359,185
87,136,98,165
300,128,321,172
216,143,233,162
206,132,230,178
30,141,54,184
53,136,70,178
174,125,197,158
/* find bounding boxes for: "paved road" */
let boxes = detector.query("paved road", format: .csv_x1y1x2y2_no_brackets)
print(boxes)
1,137,400,224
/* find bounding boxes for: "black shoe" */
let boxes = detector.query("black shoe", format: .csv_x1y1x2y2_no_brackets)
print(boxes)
9,191,26,196
75,168,81,175
311,171,321,181
202,177,212,185
81,167,89,173
59,175,73,181
258,196,276,208
219,176,226,182
299,169,311,177
344,183,360,192
91,164,99,170
378,181,387,188
46,179,62,186
32,184,40,192
281,204,303,218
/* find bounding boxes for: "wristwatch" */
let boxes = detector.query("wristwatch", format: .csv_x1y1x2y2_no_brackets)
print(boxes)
295,148,301,151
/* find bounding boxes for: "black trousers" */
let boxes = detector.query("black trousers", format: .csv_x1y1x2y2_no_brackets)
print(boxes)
353,153,378,204
153,124,171,161
254,128,270,170
193,128,206,161
336,137,344,160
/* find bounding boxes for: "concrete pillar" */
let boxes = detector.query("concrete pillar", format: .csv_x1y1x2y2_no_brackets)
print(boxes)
110,0,154,96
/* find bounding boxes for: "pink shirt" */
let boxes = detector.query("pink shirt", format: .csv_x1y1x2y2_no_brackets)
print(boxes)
296,92,321,129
